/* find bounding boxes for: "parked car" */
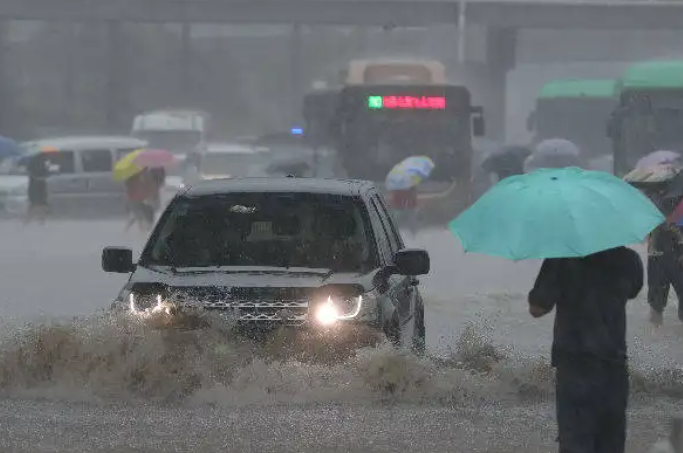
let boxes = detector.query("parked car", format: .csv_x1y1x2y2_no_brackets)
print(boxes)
183,142,270,185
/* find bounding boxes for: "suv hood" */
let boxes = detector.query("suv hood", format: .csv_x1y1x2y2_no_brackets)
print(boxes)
131,265,375,291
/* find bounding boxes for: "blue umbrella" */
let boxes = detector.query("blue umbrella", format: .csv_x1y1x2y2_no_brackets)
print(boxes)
385,156,435,190
0,136,22,160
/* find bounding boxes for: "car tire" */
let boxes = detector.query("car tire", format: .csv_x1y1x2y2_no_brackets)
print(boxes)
411,302,426,356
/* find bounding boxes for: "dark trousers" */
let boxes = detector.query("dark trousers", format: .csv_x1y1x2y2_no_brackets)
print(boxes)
647,255,683,320
555,357,628,453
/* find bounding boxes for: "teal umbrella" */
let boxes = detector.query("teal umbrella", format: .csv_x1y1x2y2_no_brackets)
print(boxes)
448,166,665,260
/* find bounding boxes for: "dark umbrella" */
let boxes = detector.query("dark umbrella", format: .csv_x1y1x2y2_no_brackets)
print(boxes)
481,145,531,179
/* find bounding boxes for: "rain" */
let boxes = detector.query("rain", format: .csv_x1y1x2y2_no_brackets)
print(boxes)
0,5,683,453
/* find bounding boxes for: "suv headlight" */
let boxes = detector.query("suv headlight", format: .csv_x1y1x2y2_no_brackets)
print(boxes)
114,285,174,317
311,290,379,326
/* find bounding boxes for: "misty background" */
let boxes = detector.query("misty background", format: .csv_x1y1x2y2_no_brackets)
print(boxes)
3,22,683,143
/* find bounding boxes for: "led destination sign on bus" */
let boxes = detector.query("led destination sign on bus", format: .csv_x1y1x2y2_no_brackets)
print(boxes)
367,95,447,110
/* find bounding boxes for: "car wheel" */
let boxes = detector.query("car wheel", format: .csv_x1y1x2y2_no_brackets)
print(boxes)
411,302,426,356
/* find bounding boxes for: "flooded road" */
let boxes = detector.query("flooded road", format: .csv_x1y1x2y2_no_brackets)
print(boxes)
0,221,680,452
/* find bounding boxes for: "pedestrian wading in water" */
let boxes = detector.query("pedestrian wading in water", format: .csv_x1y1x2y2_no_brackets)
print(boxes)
24,154,49,225
528,246,643,453
646,193,683,326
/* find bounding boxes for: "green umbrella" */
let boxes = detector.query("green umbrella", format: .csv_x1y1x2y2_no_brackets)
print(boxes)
448,166,665,260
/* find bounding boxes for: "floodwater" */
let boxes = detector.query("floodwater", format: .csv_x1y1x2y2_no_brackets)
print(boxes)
0,220,681,453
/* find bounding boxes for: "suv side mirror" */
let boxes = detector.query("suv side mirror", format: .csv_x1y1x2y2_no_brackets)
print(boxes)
102,246,134,273
471,106,485,137
393,248,430,276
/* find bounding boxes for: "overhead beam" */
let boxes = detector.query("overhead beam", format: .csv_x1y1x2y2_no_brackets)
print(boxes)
0,0,459,26
468,1,683,29
0,0,682,29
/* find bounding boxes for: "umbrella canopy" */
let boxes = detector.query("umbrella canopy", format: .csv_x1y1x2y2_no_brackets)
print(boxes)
534,138,581,157
132,148,176,168
623,164,680,193
636,150,681,170
113,148,176,182
385,156,435,190
481,145,531,178
448,166,664,260
0,136,22,160
16,145,60,164
397,156,435,179
524,139,583,172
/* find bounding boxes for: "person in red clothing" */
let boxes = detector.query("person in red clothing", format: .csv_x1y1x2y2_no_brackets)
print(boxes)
387,186,419,235
124,170,155,232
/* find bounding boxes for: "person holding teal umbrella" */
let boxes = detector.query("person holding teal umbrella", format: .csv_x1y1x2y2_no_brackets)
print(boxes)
449,166,660,453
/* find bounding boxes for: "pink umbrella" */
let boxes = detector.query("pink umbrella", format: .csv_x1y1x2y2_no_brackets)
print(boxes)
132,148,177,169
636,150,681,170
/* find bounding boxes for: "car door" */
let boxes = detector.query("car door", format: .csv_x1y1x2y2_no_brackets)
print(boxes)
78,148,125,216
367,193,412,327
373,194,417,322
44,150,85,216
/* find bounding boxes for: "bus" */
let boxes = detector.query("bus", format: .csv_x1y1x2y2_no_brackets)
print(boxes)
302,58,485,224
528,78,617,161
131,109,210,156
608,60,683,176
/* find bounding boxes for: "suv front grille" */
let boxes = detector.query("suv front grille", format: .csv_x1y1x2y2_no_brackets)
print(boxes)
170,286,310,323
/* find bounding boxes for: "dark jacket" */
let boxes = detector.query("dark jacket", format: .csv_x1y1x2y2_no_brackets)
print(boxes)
528,246,643,365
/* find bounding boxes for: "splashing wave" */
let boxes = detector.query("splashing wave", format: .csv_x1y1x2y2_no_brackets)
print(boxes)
0,307,679,406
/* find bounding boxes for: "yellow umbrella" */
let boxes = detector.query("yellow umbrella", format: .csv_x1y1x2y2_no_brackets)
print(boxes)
113,148,145,181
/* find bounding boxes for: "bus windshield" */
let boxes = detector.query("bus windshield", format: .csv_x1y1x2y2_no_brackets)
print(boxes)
345,115,471,181
535,98,614,157
618,107,683,169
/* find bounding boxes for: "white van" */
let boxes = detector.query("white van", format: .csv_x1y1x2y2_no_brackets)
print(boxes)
1,136,148,218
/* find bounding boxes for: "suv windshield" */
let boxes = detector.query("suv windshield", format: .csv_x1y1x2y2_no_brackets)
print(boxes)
143,192,378,273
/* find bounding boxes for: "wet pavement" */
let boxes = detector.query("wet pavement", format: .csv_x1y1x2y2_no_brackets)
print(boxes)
0,220,679,453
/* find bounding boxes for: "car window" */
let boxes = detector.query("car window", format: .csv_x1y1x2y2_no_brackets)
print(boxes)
143,192,379,273
373,194,405,250
366,196,393,263
81,149,113,172
44,151,76,174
